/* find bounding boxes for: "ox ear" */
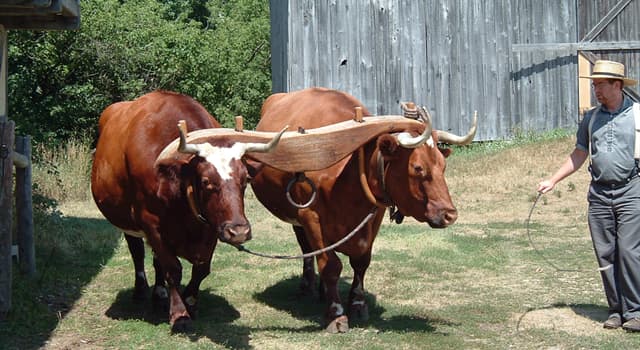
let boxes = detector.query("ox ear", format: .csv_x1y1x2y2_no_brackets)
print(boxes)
156,161,185,205
439,147,452,158
377,134,401,158
243,158,265,180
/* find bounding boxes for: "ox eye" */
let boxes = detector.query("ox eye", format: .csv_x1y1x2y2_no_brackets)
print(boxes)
412,164,424,176
201,177,217,192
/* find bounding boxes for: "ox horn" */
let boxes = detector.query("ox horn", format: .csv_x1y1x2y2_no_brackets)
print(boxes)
396,105,434,148
436,110,478,145
241,125,288,153
176,120,288,156
177,120,201,155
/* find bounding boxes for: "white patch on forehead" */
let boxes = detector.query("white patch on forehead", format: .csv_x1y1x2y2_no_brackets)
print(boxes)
195,143,246,181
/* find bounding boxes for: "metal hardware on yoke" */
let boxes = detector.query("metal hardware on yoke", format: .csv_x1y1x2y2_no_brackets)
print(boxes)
358,147,388,208
285,172,317,209
0,144,7,159
400,102,419,119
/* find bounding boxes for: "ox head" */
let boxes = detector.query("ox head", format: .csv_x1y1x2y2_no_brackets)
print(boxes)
155,121,286,245
377,107,476,228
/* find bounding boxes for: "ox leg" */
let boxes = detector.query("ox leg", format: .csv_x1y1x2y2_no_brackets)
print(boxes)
347,253,372,322
151,254,169,313
162,258,192,333
317,251,349,333
124,234,149,302
181,262,211,320
293,225,318,298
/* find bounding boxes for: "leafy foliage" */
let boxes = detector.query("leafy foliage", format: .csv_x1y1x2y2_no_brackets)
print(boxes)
8,0,271,146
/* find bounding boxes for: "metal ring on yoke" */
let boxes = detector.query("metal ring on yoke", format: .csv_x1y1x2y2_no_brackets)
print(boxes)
285,173,317,209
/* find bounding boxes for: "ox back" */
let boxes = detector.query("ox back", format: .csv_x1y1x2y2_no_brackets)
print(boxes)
251,87,458,333
91,91,220,233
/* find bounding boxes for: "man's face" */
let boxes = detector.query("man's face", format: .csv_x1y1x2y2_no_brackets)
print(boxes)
592,78,621,106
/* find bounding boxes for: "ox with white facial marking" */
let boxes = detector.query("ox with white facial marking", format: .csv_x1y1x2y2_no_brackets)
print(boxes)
91,90,283,332
250,87,476,333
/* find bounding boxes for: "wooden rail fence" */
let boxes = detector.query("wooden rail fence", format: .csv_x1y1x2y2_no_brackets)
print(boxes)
0,120,34,318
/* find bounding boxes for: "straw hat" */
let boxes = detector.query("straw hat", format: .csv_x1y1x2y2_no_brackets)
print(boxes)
580,60,637,86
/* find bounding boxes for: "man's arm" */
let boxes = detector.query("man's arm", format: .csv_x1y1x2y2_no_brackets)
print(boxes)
537,148,588,194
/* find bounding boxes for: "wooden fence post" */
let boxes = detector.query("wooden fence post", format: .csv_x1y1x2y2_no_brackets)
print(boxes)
0,120,14,317
15,135,34,276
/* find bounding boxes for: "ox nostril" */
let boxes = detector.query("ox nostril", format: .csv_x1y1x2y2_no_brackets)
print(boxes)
444,210,458,225
227,224,252,241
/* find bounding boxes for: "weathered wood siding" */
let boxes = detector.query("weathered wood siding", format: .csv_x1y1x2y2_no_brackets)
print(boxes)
578,0,640,103
511,1,578,135
270,0,639,141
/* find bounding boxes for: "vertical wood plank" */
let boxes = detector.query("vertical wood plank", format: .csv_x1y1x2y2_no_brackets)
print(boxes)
0,120,14,316
0,26,6,123
15,135,34,276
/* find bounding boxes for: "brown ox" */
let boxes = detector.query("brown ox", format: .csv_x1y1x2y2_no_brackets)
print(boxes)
91,90,283,332
250,87,475,332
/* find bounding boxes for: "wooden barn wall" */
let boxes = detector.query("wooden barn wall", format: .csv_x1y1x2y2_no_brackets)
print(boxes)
577,0,640,103
510,0,578,135
269,1,597,141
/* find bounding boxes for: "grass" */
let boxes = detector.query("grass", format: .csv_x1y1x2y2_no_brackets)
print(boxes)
2,129,640,349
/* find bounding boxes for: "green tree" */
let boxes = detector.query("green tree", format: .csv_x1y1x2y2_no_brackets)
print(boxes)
8,0,271,146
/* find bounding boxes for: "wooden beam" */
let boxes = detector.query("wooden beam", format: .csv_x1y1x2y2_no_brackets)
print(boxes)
15,135,34,276
0,0,80,30
0,26,5,123
512,41,640,52
11,150,28,168
578,55,592,115
581,0,633,43
579,41,640,51
0,120,15,316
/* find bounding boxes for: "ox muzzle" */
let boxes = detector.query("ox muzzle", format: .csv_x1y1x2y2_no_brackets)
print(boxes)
218,222,252,245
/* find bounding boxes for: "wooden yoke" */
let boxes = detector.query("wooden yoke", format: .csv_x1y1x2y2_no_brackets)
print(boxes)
161,112,425,173
246,114,425,172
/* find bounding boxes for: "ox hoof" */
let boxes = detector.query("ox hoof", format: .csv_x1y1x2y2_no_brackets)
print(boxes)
151,286,169,313
170,316,192,334
325,315,349,333
348,303,369,322
184,301,198,320
132,283,149,302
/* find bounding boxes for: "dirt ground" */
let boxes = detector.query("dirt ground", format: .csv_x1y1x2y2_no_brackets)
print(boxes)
448,136,607,337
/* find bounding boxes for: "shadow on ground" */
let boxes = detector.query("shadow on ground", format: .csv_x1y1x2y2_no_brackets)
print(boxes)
253,275,453,333
105,287,254,349
0,216,120,350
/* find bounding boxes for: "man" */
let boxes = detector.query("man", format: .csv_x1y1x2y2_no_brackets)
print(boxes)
537,60,640,332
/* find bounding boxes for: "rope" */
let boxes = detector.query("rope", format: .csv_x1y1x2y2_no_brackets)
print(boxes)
235,208,378,259
526,192,598,273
